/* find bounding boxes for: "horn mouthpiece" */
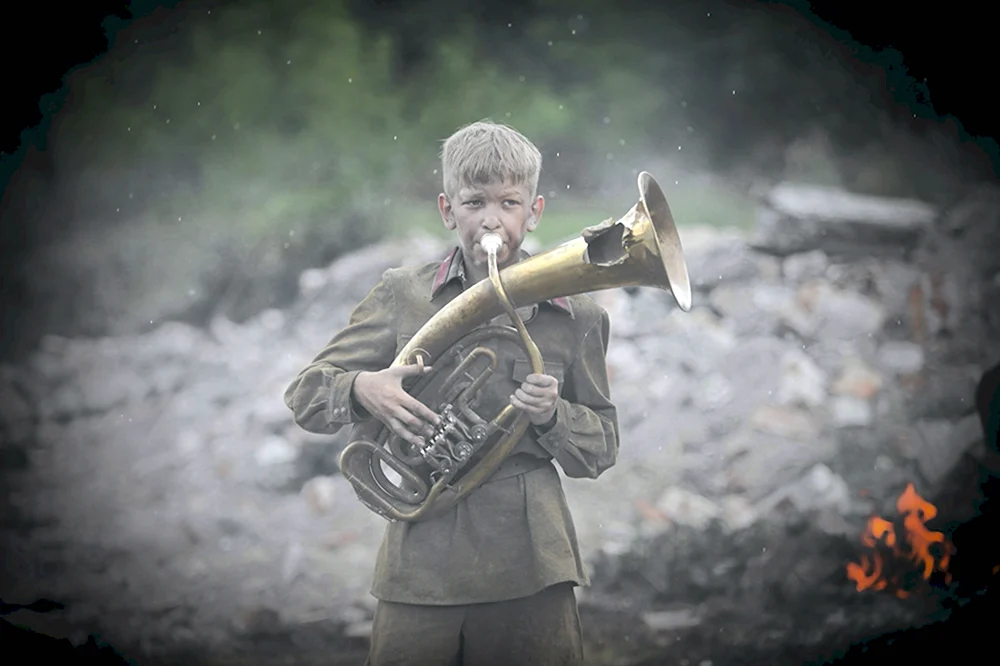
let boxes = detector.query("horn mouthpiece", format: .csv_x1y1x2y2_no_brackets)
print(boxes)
481,234,503,254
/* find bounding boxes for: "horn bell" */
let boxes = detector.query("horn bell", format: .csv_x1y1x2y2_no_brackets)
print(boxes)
635,170,693,312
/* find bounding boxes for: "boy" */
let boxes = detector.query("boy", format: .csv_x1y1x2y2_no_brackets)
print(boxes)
284,120,620,665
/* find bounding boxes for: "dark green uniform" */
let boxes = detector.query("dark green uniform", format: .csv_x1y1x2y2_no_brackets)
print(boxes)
285,247,620,665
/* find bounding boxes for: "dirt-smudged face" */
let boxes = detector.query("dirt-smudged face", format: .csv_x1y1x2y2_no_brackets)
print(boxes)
437,178,545,282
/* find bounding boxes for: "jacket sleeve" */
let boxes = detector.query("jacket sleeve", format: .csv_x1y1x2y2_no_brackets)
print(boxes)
533,309,620,479
284,271,399,434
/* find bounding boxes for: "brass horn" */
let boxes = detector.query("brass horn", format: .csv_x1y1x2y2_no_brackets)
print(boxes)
338,171,692,522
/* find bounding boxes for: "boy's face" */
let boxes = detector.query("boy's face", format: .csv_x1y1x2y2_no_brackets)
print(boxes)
438,178,545,274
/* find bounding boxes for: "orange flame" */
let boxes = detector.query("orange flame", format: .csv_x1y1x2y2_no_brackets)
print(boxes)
846,483,954,598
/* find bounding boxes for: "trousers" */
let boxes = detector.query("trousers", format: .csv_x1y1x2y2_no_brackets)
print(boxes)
364,582,585,666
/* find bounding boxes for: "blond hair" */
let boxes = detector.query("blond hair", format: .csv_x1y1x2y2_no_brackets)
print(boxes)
440,120,542,199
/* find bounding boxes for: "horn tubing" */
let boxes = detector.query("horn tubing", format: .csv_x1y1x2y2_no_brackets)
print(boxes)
338,171,692,522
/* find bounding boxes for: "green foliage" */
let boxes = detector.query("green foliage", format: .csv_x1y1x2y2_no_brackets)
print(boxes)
48,0,924,245
23,0,951,339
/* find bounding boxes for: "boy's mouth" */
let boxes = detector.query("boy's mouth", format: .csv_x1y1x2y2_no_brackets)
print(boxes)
479,233,505,253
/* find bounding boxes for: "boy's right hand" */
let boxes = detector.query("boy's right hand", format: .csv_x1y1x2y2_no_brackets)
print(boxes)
352,365,441,447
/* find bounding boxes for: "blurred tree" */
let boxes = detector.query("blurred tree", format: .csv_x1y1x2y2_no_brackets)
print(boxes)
10,0,972,346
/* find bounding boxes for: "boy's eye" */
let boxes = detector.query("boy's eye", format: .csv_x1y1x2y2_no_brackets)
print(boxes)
504,200,520,206
464,199,482,207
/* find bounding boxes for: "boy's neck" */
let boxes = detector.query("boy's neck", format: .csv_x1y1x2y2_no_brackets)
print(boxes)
462,258,490,286
461,252,522,286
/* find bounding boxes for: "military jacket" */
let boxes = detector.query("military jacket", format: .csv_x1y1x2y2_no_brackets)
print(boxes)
284,246,620,604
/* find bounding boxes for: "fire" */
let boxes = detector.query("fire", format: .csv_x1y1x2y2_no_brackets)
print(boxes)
846,483,954,598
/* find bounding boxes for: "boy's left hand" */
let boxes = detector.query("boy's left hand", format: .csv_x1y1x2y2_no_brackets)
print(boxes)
511,373,559,426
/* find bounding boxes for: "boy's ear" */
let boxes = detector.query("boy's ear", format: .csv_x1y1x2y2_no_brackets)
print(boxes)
526,195,545,232
438,193,456,230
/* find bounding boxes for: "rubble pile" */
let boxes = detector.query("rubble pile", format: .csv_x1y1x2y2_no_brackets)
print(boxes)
1,182,998,665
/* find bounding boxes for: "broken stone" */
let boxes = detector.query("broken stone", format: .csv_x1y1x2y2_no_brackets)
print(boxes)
782,249,830,283
654,487,722,530
913,418,984,486
831,358,883,400
830,397,873,427
755,464,852,517
687,235,762,291
254,436,298,467
751,182,936,258
721,429,838,502
692,373,734,411
642,608,702,631
795,282,886,340
708,282,795,337
876,341,925,375
867,259,923,325
719,495,758,532
301,476,339,515
904,364,983,419
749,404,822,439
775,348,828,408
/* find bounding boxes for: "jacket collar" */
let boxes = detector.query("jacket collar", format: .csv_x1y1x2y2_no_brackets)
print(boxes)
430,246,574,317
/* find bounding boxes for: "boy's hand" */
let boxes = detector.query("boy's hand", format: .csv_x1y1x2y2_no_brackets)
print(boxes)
511,373,559,426
352,365,441,447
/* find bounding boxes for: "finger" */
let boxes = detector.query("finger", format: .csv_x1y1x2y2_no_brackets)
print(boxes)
395,363,434,377
392,404,435,436
516,387,554,406
513,389,549,410
387,416,425,448
525,373,557,387
510,394,542,414
399,393,442,425
518,382,554,398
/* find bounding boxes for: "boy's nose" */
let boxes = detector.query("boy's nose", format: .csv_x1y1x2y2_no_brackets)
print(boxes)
481,215,502,230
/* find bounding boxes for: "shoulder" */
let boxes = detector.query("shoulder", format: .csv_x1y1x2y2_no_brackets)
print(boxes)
563,293,610,333
376,261,440,302
381,261,440,285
